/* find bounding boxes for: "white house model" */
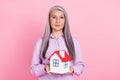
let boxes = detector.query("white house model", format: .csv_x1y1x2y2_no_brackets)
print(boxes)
48,50,72,74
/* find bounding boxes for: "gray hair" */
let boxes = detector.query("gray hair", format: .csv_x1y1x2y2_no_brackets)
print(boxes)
40,5,75,60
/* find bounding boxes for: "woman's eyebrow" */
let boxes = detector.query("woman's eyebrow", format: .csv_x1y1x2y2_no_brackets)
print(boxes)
50,14,56,17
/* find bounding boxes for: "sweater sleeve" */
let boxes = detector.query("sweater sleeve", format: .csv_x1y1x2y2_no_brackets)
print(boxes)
73,38,84,76
30,39,46,77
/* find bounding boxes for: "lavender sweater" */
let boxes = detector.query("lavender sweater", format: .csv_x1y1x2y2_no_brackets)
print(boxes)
30,34,84,80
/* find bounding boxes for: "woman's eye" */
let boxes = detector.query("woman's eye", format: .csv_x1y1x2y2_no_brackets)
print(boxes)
52,16,56,19
60,16,64,19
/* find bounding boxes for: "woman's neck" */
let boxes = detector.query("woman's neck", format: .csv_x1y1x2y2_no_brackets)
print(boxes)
52,31,63,39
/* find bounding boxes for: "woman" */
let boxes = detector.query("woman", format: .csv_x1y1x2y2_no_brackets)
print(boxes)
30,5,84,80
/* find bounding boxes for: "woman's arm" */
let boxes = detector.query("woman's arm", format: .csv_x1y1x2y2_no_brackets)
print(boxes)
30,39,46,76
73,38,84,76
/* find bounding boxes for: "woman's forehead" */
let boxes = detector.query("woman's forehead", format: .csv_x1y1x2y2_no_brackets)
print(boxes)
50,9,64,15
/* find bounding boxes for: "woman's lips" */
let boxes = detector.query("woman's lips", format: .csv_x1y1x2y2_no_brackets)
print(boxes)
55,25,60,27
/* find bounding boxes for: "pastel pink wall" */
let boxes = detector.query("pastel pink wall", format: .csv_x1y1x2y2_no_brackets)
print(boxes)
0,0,120,80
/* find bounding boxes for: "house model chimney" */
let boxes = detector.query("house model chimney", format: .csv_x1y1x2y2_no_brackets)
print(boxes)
59,51,65,58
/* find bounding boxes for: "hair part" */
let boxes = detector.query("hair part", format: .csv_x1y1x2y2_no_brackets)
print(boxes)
40,5,75,61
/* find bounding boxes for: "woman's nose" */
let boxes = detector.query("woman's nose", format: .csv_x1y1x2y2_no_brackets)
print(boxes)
56,18,60,23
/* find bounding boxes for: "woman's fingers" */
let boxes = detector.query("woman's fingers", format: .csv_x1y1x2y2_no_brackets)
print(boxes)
45,65,51,75
70,66,74,73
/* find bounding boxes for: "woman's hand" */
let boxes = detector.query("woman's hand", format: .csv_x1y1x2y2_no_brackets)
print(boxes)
44,65,51,75
69,66,74,73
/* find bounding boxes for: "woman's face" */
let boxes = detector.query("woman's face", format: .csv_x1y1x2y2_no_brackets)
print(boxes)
50,9,65,32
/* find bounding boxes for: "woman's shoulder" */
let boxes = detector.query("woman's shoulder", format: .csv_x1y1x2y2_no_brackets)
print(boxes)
72,37,80,44
35,38,43,46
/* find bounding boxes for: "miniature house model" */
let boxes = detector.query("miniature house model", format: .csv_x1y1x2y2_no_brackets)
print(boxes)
48,50,72,74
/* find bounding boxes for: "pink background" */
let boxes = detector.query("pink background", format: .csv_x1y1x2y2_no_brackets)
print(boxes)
0,0,120,80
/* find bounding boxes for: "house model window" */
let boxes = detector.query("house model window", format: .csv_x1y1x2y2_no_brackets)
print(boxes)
53,59,59,67
64,62,68,69
48,50,72,74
